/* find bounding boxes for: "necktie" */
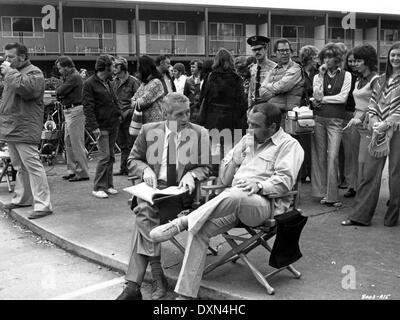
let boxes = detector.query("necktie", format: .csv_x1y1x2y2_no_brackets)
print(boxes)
255,65,261,99
167,131,178,187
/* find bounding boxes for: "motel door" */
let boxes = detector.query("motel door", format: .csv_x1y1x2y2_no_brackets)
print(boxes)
116,20,130,54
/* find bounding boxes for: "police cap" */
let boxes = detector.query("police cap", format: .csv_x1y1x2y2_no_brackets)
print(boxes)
246,35,270,48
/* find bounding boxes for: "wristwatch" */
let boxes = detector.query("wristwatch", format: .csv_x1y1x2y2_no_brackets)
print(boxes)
256,182,263,194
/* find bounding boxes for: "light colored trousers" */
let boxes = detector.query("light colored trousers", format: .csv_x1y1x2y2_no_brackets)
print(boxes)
349,130,400,226
175,187,272,298
311,116,343,202
7,142,52,212
342,119,360,190
63,105,89,179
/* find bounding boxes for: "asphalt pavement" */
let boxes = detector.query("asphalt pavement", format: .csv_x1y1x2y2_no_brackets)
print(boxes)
0,154,399,300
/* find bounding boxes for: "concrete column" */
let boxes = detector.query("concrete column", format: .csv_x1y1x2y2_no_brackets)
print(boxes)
268,10,272,58
58,0,64,55
377,15,381,74
205,7,209,58
325,13,329,44
135,4,140,67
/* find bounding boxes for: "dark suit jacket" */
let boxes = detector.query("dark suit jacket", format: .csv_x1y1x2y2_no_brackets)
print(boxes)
127,121,211,184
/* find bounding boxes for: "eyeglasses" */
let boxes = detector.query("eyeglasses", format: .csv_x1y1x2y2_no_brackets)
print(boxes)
276,49,291,54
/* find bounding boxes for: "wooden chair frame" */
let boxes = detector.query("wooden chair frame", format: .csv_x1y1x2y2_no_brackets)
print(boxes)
199,179,302,295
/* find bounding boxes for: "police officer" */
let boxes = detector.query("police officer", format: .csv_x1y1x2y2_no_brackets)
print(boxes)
247,35,277,108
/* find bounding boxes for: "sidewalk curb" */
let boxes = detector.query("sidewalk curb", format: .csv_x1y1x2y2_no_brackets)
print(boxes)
1,202,246,300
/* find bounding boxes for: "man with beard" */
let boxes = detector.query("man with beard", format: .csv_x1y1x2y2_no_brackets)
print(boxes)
247,36,277,108
0,42,53,219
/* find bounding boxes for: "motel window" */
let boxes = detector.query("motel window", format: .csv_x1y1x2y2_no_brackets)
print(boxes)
328,27,352,42
149,20,186,40
381,29,399,44
209,23,243,41
274,25,305,42
73,18,113,39
1,16,44,38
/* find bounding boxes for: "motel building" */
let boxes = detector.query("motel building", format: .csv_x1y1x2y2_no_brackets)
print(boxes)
0,0,399,76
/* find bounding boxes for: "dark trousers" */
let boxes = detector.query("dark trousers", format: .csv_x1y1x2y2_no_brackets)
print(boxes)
295,133,311,180
93,129,117,191
349,130,400,226
117,119,135,174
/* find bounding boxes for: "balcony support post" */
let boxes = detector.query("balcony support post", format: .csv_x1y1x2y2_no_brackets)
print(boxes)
58,0,64,55
377,14,381,74
135,4,140,66
205,7,209,58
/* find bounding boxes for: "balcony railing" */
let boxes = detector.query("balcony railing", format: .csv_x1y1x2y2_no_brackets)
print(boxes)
0,32,388,59
0,31,59,55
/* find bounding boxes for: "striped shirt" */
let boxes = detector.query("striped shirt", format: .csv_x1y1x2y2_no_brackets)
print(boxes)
368,74,400,128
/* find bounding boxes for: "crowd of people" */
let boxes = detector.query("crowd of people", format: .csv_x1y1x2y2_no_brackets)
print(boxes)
1,36,400,300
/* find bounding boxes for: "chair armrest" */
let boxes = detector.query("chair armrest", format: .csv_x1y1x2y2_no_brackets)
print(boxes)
201,184,229,191
267,191,298,199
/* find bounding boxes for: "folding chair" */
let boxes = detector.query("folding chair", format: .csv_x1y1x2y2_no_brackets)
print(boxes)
200,176,306,295
127,175,218,256
0,151,14,193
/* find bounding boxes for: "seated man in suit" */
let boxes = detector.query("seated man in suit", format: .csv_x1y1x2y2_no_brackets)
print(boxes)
150,101,304,299
116,93,211,300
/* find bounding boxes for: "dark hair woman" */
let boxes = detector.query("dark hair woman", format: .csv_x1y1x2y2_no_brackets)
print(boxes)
199,48,246,135
129,55,165,135
338,49,359,197
342,42,400,227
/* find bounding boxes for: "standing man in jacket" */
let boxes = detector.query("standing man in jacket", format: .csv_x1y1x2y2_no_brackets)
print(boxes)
155,55,176,95
83,55,121,199
247,36,277,108
0,42,53,219
112,56,141,176
56,55,89,182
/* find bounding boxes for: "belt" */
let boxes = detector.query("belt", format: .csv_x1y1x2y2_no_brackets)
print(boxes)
64,103,82,110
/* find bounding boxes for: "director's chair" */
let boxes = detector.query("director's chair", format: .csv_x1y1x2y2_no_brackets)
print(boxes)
0,151,15,193
127,175,219,256
200,176,307,295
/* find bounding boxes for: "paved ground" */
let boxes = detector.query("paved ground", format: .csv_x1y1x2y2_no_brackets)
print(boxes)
0,208,177,300
0,154,399,300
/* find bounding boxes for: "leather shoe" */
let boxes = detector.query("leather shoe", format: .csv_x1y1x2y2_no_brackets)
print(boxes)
69,176,89,182
3,203,31,210
341,219,369,226
151,276,168,300
149,218,185,243
62,173,75,180
28,210,53,220
116,282,142,300
344,188,356,198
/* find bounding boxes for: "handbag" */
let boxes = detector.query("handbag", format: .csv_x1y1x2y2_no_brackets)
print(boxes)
129,102,143,136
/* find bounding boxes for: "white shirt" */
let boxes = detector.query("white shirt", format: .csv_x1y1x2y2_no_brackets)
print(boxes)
158,124,182,183
174,75,187,95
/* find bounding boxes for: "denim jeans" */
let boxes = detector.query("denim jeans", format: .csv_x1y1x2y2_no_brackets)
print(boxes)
311,115,343,202
93,129,117,191
342,115,360,190
63,105,89,179
117,118,136,174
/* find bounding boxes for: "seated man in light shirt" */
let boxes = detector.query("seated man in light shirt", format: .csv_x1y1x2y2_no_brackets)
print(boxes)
149,101,304,300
